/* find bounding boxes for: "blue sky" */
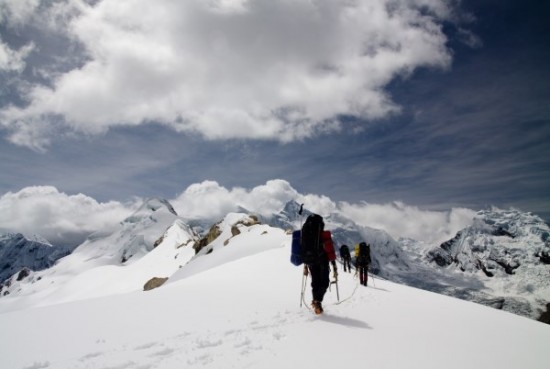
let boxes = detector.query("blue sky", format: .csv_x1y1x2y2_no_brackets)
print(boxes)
1,0,549,222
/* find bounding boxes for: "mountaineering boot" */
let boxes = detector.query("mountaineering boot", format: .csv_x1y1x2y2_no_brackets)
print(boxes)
311,300,323,315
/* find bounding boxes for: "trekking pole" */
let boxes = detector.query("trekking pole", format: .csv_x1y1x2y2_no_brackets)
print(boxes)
300,265,308,307
369,266,376,288
329,279,339,300
331,263,340,301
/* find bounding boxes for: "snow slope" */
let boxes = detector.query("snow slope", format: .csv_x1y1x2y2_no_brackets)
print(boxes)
271,202,550,322
0,198,198,310
2,198,548,325
0,222,548,369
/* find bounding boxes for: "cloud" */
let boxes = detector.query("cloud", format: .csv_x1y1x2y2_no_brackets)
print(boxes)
1,180,475,246
0,0,38,72
1,0,456,149
339,200,476,244
171,179,299,220
0,186,137,246
0,0,40,25
170,179,474,244
0,39,34,73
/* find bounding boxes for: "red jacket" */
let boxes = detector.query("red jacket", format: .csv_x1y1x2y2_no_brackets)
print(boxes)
321,231,336,262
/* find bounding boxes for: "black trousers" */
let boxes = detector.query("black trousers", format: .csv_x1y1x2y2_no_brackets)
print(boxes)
357,265,369,285
308,260,330,302
342,256,352,272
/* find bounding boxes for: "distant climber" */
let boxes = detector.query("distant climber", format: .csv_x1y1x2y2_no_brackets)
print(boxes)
355,242,371,286
339,244,352,273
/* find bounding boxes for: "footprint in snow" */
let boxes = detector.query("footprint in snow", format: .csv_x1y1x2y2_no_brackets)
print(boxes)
149,347,175,357
22,362,50,369
195,337,223,349
133,342,157,351
79,351,104,361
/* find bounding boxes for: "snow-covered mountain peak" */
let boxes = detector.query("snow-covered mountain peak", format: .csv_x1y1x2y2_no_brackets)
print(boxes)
280,200,304,217
474,207,550,240
1,198,548,325
123,197,177,224
0,198,199,308
429,207,549,269
267,200,307,229
417,207,550,320
0,232,51,246
0,233,70,285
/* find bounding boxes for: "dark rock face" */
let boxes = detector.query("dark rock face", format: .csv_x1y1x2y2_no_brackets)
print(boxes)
194,224,222,254
0,233,70,284
16,268,31,281
428,248,453,267
538,303,550,324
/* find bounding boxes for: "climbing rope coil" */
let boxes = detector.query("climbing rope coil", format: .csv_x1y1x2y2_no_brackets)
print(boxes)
300,262,368,312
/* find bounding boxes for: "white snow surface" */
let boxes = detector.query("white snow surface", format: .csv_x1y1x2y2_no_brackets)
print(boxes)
0,214,549,369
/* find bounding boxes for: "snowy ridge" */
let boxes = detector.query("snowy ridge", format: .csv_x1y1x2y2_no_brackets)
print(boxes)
267,202,550,321
0,198,198,310
1,199,548,324
268,200,414,277
0,216,548,369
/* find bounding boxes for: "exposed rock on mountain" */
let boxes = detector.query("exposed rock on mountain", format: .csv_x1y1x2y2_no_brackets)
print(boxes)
419,208,550,321
1,199,548,324
0,233,70,285
143,277,168,291
0,198,198,303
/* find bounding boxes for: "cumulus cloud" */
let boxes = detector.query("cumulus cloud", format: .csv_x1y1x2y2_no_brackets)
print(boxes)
1,0,456,149
0,186,137,246
0,181,475,246
339,200,476,244
170,179,474,244
171,179,299,220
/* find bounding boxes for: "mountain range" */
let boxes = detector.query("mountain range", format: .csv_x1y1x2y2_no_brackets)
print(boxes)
0,198,549,323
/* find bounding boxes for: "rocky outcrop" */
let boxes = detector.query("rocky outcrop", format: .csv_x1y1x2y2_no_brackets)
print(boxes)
153,234,165,248
16,268,31,281
194,215,261,253
538,303,550,324
231,226,241,237
0,267,33,296
143,277,168,291
194,224,222,254
538,250,550,264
